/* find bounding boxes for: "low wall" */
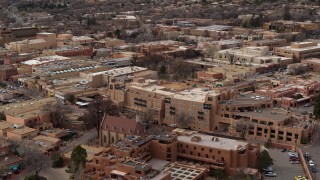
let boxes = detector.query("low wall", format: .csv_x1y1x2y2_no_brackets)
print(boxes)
271,142,313,180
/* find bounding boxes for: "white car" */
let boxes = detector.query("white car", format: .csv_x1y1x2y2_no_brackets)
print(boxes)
309,160,315,167
290,160,300,164
288,152,298,157
265,172,277,177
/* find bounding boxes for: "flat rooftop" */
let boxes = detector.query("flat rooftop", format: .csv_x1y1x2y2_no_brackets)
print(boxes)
237,108,291,122
9,126,37,135
303,58,320,64
123,159,151,171
277,43,320,51
139,40,181,46
219,93,271,105
0,121,12,130
15,39,46,45
211,39,242,45
196,25,232,31
92,66,147,77
207,64,252,75
0,98,56,119
250,39,285,44
72,36,94,41
33,135,60,144
177,132,248,150
129,81,220,103
22,55,71,66
0,154,23,168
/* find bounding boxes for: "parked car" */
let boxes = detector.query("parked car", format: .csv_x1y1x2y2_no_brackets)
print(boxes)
281,148,287,152
311,166,317,173
304,152,310,158
65,129,73,133
304,103,313,107
309,160,315,166
262,167,273,172
264,172,277,177
290,160,300,164
290,156,299,161
288,152,298,157
295,176,307,180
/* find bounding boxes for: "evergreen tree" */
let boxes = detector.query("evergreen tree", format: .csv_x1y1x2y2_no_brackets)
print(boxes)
159,65,166,75
313,93,320,118
257,150,273,170
70,145,87,173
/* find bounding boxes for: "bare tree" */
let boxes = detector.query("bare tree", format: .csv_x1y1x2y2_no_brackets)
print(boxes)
206,46,219,61
170,59,196,81
15,140,50,177
42,102,71,128
82,96,119,134
235,120,252,140
226,51,237,65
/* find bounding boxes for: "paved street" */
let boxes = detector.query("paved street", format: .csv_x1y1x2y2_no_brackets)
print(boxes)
60,129,98,154
266,148,304,180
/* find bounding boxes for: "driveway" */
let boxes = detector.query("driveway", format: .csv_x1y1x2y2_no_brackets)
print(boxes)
265,148,305,180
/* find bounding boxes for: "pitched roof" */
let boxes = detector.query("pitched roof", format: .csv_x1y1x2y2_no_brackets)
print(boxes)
101,116,145,136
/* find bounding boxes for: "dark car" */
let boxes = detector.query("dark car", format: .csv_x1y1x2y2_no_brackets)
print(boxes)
281,148,287,152
290,156,299,161
304,152,311,158
311,166,317,173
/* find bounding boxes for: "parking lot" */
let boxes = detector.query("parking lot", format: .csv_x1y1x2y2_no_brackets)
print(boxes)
266,148,305,180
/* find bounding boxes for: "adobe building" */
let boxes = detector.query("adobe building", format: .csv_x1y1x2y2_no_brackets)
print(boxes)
3,53,32,65
0,28,15,46
216,46,293,68
42,46,93,57
0,121,12,137
0,65,18,81
36,32,57,49
109,79,238,133
183,25,233,39
302,58,320,72
0,98,56,127
197,65,255,83
32,135,61,154
213,92,316,146
256,79,320,108
0,139,23,172
173,129,260,175
274,42,320,61
83,128,259,179
6,126,38,140
5,32,57,53
227,108,315,146
263,20,320,32
245,39,287,51
94,38,125,48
